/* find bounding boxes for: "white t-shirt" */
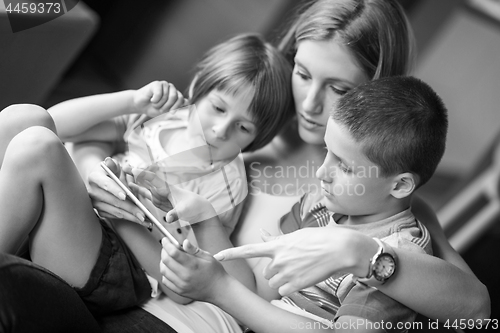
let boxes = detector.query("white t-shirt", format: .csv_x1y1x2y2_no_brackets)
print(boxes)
142,295,242,333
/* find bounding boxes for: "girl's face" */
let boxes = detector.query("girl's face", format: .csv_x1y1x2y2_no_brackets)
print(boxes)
191,85,257,161
292,39,369,145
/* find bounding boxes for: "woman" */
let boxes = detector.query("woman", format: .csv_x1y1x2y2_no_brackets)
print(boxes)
229,0,490,321
89,0,488,330
0,1,486,332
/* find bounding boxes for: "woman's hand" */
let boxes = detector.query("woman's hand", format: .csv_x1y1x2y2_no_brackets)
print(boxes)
160,238,230,303
133,81,188,117
87,157,148,225
215,227,379,296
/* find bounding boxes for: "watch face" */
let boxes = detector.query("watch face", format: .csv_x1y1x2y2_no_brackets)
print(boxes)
373,253,396,280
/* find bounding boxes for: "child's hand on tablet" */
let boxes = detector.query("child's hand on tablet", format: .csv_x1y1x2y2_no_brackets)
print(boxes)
127,166,217,225
88,158,149,225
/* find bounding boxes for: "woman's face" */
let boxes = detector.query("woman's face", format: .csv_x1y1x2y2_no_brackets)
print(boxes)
292,39,369,145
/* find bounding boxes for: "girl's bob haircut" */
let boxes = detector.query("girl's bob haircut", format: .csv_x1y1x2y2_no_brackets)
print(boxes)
190,33,293,152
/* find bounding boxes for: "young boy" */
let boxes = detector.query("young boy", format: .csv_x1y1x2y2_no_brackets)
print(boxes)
159,76,448,332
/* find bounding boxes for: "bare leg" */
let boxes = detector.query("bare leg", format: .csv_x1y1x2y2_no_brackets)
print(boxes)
0,126,102,287
0,104,57,255
0,104,56,166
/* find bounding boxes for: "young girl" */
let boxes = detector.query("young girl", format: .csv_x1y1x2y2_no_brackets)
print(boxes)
50,33,292,233
0,33,292,313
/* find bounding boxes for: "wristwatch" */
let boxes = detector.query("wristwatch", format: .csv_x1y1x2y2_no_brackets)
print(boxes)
354,238,397,287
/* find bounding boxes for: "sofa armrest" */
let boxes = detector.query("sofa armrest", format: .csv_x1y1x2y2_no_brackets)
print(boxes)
0,2,99,109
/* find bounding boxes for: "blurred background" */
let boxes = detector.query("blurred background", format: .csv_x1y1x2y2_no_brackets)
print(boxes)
1,0,499,327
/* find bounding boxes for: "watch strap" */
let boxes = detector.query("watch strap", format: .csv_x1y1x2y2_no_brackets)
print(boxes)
353,238,397,287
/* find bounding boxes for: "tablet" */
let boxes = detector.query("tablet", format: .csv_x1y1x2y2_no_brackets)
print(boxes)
100,161,183,249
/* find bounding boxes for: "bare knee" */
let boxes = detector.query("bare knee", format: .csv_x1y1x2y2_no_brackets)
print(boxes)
0,104,56,134
6,126,65,171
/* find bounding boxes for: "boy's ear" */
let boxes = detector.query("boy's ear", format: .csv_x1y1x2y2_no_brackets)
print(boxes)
390,172,417,199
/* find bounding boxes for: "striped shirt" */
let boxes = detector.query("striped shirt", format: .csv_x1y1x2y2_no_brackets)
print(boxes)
274,194,432,331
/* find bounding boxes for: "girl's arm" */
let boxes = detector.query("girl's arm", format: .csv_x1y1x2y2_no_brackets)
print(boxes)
110,218,194,305
151,183,256,293
118,169,255,297
191,216,256,293
48,90,136,141
85,159,192,303
48,81,187,142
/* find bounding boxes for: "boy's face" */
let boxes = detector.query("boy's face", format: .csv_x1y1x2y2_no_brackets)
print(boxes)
316,118,395,223
188,86,257,161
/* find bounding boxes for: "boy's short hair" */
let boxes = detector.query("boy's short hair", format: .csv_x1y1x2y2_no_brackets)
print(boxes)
333,76,448,187
190,33,293,152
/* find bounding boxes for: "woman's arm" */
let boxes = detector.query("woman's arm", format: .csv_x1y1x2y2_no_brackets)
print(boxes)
161,239,381,333
378,247,490,322
411,195,474,273
216,220,490,322
388,195,491,321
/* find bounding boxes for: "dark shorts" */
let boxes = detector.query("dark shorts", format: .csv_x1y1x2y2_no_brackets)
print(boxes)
74,221,152,315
